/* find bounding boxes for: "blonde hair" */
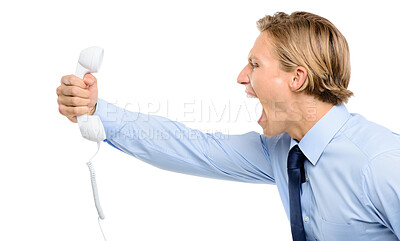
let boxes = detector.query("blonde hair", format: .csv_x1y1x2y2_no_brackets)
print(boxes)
257,11,353,105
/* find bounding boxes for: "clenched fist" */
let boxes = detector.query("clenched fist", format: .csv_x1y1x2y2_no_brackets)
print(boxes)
56,74,98,123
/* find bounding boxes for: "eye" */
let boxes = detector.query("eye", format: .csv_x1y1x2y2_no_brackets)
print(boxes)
249,62,259,70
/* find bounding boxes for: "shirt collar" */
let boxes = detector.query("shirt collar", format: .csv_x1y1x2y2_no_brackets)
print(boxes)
290,104,351,166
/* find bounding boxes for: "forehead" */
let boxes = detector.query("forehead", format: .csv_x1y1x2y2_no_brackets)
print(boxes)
248,32,274,61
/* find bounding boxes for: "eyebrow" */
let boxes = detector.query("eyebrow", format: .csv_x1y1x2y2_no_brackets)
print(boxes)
248,55,261,62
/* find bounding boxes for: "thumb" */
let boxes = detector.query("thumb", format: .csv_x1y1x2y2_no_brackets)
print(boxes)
83,74,96,86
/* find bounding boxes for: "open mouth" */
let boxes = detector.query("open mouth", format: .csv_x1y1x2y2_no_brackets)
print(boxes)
246,91,266,125
246,93,258,99
258,109,266,124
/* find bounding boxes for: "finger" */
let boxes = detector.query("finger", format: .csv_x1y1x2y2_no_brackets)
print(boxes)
56,84,71,96
59,105,90,117
61,75,86,88
60,85,91,98
67,116,78,123
56,85,61,96
83,74,96,86
58,96,91,107
56,84,70,96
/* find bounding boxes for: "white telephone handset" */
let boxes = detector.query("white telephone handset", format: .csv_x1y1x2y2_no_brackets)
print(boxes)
75,46,106,143
74,46,106,222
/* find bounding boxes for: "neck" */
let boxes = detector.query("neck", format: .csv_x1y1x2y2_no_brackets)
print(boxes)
287,99,334,141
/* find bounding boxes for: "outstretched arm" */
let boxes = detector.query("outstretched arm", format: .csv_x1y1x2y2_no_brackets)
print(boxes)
94,98,275,184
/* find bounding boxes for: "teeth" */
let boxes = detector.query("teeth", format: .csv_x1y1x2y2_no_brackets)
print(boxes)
247,93,257,98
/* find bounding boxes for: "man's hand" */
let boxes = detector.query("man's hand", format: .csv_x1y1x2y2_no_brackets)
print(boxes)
56,74,98,123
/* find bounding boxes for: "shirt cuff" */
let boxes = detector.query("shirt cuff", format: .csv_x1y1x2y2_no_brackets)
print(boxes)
93,98,137,140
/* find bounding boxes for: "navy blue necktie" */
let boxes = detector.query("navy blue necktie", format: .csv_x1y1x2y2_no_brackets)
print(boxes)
287,145,307,241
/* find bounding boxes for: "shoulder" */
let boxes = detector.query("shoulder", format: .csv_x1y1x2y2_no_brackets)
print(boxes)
338,113,400,160
347,114,400,218
361,149,400,223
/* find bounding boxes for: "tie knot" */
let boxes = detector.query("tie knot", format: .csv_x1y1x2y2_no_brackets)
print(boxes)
287,145,306,170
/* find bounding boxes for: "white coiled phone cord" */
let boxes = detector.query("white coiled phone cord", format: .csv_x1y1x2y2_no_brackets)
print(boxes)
87,141,107,241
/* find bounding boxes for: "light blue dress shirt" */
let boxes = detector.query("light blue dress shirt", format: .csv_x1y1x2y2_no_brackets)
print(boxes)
94,98,400,241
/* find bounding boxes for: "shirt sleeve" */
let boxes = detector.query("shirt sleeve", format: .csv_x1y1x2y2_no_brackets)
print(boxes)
362,150,400,238
93,98,275,184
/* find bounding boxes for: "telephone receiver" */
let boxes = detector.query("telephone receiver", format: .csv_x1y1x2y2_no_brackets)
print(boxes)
75,46,106,142
74,46,106,220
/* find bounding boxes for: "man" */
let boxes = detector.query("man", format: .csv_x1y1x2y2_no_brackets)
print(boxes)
57,11,400,241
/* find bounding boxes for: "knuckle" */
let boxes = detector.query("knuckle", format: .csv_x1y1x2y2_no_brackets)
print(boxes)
71,97,80,106
56,86,62,95
73,107,86,115
72,107,80,115
58,86,65,96
61,75,70,85
70,75,79,84
58,105,64,115
70,87,78,96
71,77,80,86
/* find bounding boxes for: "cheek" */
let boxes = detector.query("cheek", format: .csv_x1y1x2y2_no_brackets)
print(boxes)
256,77,292,117
251,73,269,95
255,76,286,102
270,77,287,94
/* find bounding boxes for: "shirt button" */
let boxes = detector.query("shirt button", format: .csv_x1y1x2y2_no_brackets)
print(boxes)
304,216,309,222
306,176,310,182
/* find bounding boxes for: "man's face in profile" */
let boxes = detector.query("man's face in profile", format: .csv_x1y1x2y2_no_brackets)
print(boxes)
237,32,299,137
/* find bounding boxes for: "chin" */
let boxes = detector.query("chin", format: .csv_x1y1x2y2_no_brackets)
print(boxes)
262,125,285,137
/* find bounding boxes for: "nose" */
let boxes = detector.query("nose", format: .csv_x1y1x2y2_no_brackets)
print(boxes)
237,64,251,85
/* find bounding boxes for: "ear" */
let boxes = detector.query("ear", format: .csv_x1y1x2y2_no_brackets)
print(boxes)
289,66,307,91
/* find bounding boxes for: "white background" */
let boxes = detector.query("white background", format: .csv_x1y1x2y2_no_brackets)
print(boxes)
0,0,399,240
